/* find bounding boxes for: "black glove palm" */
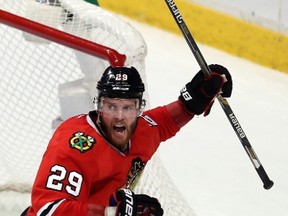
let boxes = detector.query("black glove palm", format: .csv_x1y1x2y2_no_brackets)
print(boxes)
115,188,164,216
179,64,232,116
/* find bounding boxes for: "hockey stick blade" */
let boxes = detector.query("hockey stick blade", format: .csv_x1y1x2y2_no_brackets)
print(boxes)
164,0,274,190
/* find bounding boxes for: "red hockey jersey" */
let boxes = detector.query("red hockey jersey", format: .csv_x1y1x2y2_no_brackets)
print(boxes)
26,105,180,215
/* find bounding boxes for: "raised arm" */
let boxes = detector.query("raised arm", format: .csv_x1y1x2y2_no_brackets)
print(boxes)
166,64,232,128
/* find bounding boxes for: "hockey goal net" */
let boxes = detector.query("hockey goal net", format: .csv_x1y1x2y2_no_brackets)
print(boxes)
0,0,196,215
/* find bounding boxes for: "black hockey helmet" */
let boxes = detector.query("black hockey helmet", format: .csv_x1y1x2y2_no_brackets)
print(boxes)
96,66,145,101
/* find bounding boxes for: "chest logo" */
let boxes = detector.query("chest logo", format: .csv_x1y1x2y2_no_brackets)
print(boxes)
69,132,95,153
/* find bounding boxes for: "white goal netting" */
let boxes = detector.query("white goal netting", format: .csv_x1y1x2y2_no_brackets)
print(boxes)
0,0,196,215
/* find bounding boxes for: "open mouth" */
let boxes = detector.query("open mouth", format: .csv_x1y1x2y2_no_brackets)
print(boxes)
113,125,126,133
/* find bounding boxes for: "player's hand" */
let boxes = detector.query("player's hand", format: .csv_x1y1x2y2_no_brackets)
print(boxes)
115,188,164,216
179,64,232,116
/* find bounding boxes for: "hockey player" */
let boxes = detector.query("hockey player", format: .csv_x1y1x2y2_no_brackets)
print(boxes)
21,64,232,216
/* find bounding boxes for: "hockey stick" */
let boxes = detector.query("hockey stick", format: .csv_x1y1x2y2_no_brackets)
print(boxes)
164,0,274,190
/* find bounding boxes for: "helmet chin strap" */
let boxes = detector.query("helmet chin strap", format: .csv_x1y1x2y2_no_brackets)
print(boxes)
138,99,146,116
95,110,106,136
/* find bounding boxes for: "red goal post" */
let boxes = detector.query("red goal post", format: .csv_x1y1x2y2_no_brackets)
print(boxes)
0,0,196,215
0,9,126,67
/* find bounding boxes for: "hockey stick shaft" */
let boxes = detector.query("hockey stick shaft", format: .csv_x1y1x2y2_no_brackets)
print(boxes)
164,0,274,189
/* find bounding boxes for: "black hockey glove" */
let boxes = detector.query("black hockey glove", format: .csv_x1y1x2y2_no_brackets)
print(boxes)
115,188,164,216
179,64,232,116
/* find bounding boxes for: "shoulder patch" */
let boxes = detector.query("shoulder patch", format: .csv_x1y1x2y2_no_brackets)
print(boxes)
142,115,158,126
69,132,95,153
124,157,146,189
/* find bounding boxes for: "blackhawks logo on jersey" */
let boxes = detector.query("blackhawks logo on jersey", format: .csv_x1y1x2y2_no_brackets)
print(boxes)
69,132,95,153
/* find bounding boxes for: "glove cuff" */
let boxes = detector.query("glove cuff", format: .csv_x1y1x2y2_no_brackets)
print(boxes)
178,94,207,115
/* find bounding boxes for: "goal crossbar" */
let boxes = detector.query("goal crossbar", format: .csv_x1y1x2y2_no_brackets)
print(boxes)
0,9,126,67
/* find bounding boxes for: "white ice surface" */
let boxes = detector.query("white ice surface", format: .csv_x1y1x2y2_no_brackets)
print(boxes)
128,18,288,216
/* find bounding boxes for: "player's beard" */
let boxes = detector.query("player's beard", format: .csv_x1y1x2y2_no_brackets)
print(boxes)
99,115,138,149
